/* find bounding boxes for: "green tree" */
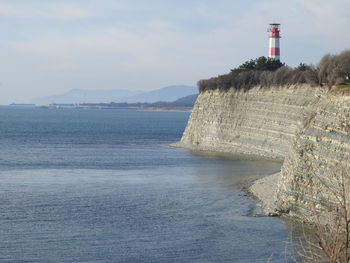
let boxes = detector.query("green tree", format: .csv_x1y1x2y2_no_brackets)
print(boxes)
231,56,283,74
296,63,309,71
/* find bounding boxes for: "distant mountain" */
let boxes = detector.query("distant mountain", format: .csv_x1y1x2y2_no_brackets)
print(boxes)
32,85,198,105
31,88,143,105
122,85,198,103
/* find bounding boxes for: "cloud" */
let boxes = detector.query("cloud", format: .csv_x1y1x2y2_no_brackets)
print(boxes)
0,19,249,103
0,2,94,20
299,0,350,20
0,0,349,104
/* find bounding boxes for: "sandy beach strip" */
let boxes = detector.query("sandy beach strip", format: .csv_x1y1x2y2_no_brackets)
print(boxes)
248,172,281,216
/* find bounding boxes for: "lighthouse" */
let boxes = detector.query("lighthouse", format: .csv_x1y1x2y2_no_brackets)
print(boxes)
268,23,281,61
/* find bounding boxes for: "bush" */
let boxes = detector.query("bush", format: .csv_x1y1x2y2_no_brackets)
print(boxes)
198,50,350,93
297,171,350,263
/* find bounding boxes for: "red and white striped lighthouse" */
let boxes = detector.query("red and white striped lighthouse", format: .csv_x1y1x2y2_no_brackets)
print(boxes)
268,23,281,60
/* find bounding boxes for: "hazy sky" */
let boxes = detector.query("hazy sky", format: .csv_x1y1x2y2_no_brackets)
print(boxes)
0,0,349,103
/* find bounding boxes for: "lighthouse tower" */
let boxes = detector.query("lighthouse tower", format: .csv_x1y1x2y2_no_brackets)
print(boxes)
268,23,281,60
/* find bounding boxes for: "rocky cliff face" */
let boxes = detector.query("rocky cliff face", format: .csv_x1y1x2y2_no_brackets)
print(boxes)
178,85,350,221
277,91,350,219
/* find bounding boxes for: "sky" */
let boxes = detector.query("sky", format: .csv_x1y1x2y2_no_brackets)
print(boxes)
0,0,349,104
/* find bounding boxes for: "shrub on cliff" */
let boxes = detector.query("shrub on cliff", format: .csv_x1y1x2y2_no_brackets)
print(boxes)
198,50,350,93
318,50,350,86
297,171,350,263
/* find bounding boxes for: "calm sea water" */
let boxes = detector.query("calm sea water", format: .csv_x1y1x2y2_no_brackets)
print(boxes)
0,107,297,262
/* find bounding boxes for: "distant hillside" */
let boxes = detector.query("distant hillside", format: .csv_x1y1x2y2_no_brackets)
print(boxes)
55,93,198,111
32,85,198,105
172,94,198,107
32,88,143,105
137,93,198,108
122,85,197,103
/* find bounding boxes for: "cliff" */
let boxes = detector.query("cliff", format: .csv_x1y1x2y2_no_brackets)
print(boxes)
176,85,350,221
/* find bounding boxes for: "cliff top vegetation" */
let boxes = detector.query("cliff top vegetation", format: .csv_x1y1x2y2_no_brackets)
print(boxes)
198,50,350,93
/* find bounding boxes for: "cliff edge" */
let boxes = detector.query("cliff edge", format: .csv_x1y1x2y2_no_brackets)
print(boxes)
176,85,350,222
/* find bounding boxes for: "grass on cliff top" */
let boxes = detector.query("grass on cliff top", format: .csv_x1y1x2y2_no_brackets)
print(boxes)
337,84,350,89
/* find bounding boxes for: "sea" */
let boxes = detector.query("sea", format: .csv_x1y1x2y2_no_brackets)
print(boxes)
0,107,301,262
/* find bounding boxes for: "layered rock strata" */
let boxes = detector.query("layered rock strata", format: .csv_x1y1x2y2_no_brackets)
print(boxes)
177,85,350,221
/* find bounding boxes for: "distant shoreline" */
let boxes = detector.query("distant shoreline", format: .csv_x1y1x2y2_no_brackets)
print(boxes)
138,107,192,112
38,104,193,112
